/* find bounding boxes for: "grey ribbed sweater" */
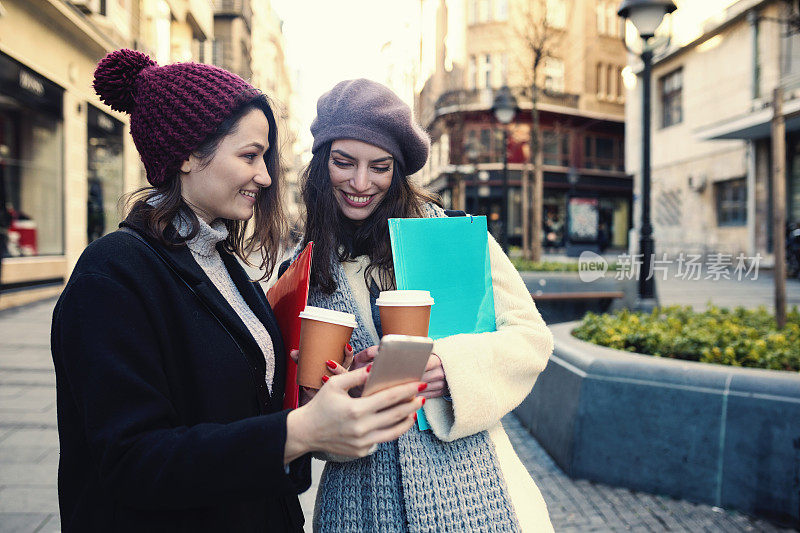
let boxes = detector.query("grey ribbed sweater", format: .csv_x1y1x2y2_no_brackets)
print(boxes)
180,217,275,393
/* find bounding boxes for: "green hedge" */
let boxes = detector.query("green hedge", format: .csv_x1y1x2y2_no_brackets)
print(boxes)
571,305,800,372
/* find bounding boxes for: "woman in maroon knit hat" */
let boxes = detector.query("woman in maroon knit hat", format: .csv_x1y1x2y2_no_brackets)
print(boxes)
50,50,424,532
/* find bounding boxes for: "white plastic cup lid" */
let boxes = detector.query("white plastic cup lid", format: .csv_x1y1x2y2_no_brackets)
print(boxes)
298,306,358,328
376,290,434,307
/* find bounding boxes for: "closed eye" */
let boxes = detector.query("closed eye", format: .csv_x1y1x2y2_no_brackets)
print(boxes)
371,166,391,173
332,159,354,168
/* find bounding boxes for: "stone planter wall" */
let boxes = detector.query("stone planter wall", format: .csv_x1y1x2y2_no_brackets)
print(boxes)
515,321,800,526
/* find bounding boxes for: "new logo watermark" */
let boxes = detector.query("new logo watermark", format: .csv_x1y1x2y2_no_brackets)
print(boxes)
578,251,608,282
577,252,763,282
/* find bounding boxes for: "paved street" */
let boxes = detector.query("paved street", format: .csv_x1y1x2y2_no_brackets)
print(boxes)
1,297,797,532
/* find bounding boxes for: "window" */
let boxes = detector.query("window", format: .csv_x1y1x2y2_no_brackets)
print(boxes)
607,64,615,100
543,130,570,167
660,68,683,127
617,66,624,99
546,0,566,29
479,0,491,22
544,57,564,93
584,136,623,171
596,63,604,97
480,54,492,89
469,0,478,23
468,55,477,90
480,129,492,162
495,0,508,21
716,178,747,226
499,53,509,85
596,4,606,35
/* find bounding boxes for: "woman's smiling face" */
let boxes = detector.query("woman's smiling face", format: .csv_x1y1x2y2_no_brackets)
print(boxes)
328,139,394,222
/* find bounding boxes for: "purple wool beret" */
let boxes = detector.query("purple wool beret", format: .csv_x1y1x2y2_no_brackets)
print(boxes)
310,79,430,175
93,49,261,186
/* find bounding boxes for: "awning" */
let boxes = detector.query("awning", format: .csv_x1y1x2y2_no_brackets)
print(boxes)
694,96,800,141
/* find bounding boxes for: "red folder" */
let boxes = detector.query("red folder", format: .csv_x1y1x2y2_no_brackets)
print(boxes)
267,242,313,409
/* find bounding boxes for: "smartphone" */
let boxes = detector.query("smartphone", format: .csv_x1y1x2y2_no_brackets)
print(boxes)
362,334,434,396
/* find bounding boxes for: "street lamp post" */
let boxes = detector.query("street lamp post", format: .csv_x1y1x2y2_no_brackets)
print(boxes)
492,86,518,253
617,0,676,310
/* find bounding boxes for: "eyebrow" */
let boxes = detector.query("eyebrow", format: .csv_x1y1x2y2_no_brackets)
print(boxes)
331,149,393,164
243,142,268,151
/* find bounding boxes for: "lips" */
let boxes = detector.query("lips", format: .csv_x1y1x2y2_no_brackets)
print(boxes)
340,191,374,207
239,190,257,203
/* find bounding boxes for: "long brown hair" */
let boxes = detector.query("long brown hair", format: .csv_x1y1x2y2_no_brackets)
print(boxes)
124,94,287,280
300,141,440,294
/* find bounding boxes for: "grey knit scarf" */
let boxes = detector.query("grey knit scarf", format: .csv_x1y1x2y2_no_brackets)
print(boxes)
290,205,521,532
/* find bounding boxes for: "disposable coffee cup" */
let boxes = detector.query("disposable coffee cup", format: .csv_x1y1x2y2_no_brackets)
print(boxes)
376,290,434,337
297,306,357,389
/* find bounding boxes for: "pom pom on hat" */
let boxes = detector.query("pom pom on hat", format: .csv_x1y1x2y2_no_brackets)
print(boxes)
93,49,157,114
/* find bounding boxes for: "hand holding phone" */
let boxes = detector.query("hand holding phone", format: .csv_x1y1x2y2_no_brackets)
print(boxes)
362,335,434,397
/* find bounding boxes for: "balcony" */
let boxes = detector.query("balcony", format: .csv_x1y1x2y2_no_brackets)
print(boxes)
431,86,579,122
214,0,251,29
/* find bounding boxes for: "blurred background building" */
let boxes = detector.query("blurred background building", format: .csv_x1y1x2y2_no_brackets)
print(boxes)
0,0,293,309
625,0,800,263
415,0,631,251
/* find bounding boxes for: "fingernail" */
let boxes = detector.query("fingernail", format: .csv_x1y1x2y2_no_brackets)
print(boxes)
421,397,426,406
418,383,428,392
366,363,372,373
413,412,417,421
346,343,352,352
321,375,329,383
326,360,337,370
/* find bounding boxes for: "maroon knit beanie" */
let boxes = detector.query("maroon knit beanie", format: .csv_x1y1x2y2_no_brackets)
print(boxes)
93,49,261,186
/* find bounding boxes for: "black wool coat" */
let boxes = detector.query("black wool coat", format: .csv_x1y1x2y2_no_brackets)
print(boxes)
50,216,310,532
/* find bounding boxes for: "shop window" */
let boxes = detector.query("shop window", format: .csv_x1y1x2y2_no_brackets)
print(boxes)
87,105,124,243
0,56,64,258
660,68,683,128
716,178,747,226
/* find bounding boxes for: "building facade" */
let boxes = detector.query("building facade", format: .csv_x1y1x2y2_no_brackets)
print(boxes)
0,0,216,309
625,0,796,261
416,0,631,250
213,0,251,80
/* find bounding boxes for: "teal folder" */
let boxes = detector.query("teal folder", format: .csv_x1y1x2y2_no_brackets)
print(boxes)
389,215,496,429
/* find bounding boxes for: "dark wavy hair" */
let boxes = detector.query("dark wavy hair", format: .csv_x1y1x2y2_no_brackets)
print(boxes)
300,141,440,294
124,93,287,281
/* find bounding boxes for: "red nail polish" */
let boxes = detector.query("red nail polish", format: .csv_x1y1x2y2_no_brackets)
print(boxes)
321,375,329,383
346,343,353,352
366,363,372,373
413,412,417,421
326,360,337,370
421,397,426,406
418,383,428,392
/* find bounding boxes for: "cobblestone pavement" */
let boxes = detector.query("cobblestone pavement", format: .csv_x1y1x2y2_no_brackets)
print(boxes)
1,298,798,532
504,414,797,533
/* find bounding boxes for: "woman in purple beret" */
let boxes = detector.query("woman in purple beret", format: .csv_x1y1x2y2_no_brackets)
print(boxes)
283,79,555,532
50,51,424,533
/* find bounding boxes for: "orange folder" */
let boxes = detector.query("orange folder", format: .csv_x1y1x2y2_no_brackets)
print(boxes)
267,242,313,409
